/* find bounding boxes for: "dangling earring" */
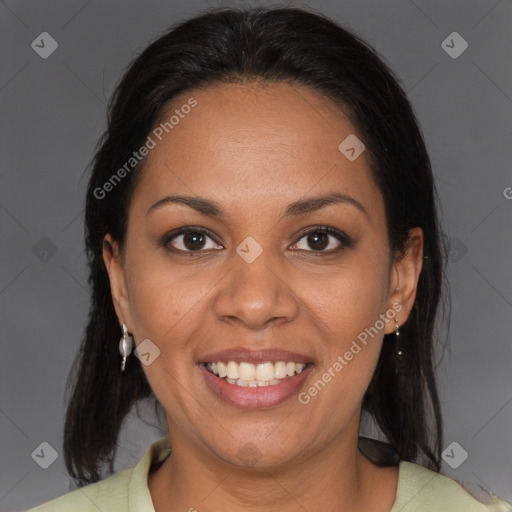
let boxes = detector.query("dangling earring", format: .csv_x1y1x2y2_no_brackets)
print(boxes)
394,275,401,351
395,319,401,347
394,318,405,375
119,323,133,372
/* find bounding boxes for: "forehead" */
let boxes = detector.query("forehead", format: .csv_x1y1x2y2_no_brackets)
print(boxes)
130,81,384,221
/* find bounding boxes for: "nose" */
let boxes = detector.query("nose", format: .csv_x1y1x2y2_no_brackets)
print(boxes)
212,246,300,330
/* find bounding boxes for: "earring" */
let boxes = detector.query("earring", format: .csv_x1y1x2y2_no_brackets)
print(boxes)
394,318,406,376
395,319,402,356
119,323,133,372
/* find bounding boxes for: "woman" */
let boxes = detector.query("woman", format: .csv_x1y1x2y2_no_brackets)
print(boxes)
27,6,511,511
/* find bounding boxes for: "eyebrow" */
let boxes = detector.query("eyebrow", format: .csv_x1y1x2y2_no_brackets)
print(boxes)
146,192,368,219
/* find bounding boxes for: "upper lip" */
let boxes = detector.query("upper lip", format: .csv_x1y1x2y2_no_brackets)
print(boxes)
198,347,313,365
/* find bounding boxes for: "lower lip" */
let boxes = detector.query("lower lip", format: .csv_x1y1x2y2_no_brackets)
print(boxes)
198,363,313,409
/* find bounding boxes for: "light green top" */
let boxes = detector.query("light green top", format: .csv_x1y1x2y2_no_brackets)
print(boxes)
27,438,512,512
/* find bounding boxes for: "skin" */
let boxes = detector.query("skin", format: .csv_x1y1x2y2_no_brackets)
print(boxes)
103,81,423,512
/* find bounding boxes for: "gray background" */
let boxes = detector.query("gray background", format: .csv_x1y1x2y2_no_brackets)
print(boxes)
1,0,511,510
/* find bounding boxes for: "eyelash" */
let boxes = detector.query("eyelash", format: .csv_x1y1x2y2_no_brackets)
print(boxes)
159,225,353,256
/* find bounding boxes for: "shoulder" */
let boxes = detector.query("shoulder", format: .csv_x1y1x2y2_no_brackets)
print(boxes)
24,468,132,511
393,461,512,512
24,438,171,512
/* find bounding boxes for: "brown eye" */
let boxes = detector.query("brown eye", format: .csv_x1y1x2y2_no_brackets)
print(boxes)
306,231,329,250
290,227,353,253
163,228,223,253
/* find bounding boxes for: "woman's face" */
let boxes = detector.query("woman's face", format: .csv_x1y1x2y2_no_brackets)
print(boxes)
104,81,422,468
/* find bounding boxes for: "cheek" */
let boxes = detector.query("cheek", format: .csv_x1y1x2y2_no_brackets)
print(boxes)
303,259,389,342
124,258,209,414
126,254,211,344
302,256,389,397
302,287,386,431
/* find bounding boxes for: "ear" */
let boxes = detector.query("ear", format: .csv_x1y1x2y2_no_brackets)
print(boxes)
102,234,133,332
384,227,424,334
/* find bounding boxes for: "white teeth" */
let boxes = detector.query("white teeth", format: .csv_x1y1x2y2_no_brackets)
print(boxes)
274,361,288,379
255,362,274,381
226,361,239,379
205,360,309,387
239,362,255,380
217,361,227,378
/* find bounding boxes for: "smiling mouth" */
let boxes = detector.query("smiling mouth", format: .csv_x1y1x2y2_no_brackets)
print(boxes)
203,361,313,387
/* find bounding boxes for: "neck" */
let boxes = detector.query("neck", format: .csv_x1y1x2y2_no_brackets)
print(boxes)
148,423,399,512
